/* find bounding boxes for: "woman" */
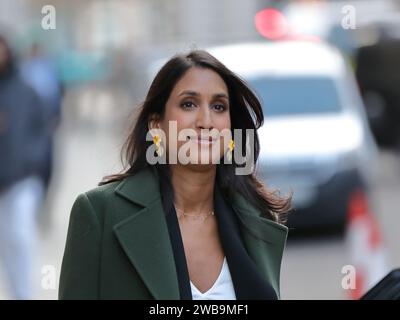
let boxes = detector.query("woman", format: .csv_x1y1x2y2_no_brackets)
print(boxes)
59,50,291,300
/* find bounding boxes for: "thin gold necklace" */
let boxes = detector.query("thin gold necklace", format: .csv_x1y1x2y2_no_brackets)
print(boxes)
175,206,215,222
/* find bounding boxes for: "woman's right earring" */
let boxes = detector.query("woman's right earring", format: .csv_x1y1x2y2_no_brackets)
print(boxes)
153,134,164,157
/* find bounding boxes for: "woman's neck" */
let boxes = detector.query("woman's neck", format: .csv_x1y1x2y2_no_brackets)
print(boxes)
170,165,216,215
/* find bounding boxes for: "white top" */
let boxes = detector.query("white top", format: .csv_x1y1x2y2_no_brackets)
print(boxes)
190,257,236,300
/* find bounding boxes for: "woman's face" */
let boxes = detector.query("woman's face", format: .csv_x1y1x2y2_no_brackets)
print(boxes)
155,67,232,166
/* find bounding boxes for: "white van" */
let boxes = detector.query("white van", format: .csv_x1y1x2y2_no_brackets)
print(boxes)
207,41,378,232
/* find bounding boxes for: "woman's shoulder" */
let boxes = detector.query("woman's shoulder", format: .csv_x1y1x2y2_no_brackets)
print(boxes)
69,168,158,228
75,167,157,209
83,180,122,203
69,180,123,219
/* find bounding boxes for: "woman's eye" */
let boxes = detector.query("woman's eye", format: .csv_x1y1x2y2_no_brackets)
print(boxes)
181,101,195,109
213,104,226,112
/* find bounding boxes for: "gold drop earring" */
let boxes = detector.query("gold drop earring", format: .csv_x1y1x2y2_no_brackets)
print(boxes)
226,139,234,162
153,134,164,157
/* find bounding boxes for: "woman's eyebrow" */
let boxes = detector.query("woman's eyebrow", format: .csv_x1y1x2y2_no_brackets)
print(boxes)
213,93,229,100
178,90,229,100
178,90,198,97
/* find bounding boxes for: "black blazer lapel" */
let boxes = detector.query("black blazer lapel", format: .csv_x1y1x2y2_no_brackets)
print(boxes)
214,184,278,300
159,176,193,300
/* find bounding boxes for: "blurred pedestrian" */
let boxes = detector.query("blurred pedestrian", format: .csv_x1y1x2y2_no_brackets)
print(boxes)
0,35,46,299
20,42,63,192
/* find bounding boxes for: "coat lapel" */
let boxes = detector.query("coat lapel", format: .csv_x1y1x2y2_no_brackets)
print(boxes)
230,191,288,297
214,184,279,299
113,167,180,300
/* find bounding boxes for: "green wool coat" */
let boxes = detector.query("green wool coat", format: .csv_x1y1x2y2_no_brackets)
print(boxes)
59,167,288,299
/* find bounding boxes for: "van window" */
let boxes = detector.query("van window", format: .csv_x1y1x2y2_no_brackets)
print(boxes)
248,76,342,116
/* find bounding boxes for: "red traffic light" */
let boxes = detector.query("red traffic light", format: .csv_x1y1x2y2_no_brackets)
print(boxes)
254,8,289,40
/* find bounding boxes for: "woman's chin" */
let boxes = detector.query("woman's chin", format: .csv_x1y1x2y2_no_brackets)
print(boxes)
192,153,222,165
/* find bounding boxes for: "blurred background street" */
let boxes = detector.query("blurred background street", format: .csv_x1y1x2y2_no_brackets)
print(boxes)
1,0,400,299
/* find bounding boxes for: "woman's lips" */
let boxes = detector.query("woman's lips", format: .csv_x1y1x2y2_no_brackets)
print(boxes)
187,136,217,145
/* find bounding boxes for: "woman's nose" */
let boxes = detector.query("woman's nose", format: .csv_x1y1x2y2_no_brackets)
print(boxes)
195,104,213,129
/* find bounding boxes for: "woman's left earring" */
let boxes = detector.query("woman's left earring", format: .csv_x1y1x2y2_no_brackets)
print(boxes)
226,139,234,162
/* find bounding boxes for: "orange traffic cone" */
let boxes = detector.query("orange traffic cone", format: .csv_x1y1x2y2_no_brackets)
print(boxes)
345,189,388,299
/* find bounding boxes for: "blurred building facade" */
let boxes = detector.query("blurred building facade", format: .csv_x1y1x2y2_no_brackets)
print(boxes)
2,0,400,101
1,0,273,99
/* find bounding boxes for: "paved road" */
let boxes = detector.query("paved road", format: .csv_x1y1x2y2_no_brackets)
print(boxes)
1,94,399,299
281,148,400,299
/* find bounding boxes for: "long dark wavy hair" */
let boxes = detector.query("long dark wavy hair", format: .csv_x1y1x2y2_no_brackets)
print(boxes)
100,50,291,223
